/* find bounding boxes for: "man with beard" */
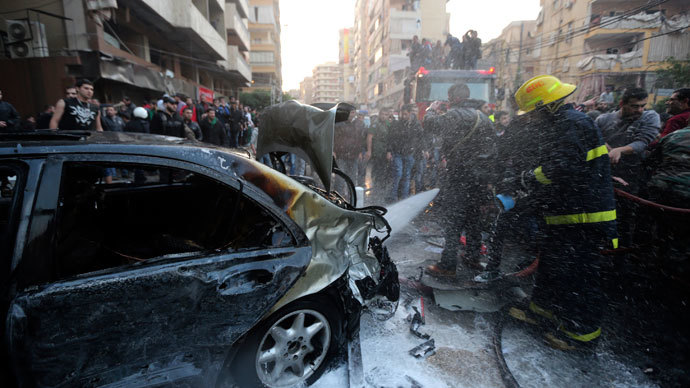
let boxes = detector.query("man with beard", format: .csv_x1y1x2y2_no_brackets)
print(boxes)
182,107,202,140
595,87,659,246
102,105,126,132
658,88,690,139
200,108,228,146
50,79,102,131
424,83,495,277
150,96,185,138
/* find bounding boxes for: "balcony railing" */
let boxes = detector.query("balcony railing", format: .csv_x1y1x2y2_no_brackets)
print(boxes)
227,0,249,18
225,3,250,51
225,45,251,81
141,0,227,60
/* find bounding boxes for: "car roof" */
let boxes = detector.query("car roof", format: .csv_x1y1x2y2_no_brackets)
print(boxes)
0,130,251,162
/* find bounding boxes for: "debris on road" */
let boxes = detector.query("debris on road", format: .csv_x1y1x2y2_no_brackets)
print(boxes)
409,339,436,359
406,374,424,388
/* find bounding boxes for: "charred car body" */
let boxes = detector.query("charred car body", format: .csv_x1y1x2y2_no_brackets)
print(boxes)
0,101,399,387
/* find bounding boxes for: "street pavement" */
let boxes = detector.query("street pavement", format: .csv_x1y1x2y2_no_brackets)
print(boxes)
313,213,661,388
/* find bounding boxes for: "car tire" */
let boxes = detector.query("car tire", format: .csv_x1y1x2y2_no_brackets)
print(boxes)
231,296,342,387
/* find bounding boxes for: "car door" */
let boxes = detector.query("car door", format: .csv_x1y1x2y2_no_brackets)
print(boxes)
6,155,312,387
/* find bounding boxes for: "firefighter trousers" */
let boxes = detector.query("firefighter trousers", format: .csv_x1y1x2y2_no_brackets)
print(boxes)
531,227,607,338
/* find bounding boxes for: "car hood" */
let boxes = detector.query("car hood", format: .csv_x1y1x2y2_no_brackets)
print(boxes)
257,100,353,192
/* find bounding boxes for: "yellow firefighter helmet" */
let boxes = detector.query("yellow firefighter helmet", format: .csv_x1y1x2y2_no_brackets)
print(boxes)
514,75,576,114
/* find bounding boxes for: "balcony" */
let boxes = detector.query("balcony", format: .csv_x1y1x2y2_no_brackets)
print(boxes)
226,3,250,51
587,1,690,37
224,45,251,82
227,0,248,18
389,8,420,40
137,0,227,60
576,49,643,72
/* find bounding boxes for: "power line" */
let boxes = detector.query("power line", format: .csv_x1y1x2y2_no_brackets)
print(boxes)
527,0,668,54
488,0,670,59
516,26,687,65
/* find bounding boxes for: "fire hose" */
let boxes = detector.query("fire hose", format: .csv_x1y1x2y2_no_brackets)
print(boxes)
613,188,690,214
492,189,688,387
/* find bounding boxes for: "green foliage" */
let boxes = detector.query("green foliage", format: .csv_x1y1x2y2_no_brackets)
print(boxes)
240,90,272,110
239,91,295,110
655,57,690,89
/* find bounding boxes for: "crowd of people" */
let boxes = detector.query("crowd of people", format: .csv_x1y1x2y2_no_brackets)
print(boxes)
408,30,483,72
0,79,258,150
329,78,688,355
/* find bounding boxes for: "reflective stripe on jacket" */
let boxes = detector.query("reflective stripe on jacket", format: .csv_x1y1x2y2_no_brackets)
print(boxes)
526,105,618,241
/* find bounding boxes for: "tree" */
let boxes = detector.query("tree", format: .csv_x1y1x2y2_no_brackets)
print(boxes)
239,90,272,110
654,57,690,89
240,90,296,110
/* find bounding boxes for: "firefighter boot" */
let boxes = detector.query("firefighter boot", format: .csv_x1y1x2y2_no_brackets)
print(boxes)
426,263,456,278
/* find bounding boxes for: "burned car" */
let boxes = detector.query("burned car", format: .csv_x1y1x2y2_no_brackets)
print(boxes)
0,101,399,387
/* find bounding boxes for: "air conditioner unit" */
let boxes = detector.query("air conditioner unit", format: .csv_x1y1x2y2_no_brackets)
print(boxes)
5,20,49,59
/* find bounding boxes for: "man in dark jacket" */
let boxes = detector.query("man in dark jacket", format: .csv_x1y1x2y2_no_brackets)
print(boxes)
182,107,202,140
424,83,496,277
462,30,482,70
151,97,185,138
125,107,150,133
385,104,421,202
200,108,228,146
228,100,245,147
36,105,54,129
102,106,126,132
0,90,20,132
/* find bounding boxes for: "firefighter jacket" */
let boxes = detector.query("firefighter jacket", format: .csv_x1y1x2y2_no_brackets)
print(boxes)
423,100,497,186
521,104,618,246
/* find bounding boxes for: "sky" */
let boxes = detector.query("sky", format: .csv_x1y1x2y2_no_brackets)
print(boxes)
280,0,543,91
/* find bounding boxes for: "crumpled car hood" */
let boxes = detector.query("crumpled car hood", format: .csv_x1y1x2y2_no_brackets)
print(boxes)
257,100,353,192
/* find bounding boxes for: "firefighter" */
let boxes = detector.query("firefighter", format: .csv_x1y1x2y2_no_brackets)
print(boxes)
507,75,618,350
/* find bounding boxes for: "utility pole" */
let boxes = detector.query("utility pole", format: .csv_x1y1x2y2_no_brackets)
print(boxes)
515,21,524,90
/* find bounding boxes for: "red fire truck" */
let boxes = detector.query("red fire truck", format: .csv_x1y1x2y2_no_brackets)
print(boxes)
410,66,497,120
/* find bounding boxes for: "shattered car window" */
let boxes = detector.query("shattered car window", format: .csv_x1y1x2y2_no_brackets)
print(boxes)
55,162,294,279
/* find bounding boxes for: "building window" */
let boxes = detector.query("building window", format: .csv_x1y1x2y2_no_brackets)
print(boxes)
565,22,573,43
250,51,275,64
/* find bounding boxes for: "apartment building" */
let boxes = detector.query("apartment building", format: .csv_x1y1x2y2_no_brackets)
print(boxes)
483,20,538,104
339,28,357,103
298,76,314,104
351,0,449,111
0,0,252,115
245,0,282,103
311,62,344,104
533,0,690,101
